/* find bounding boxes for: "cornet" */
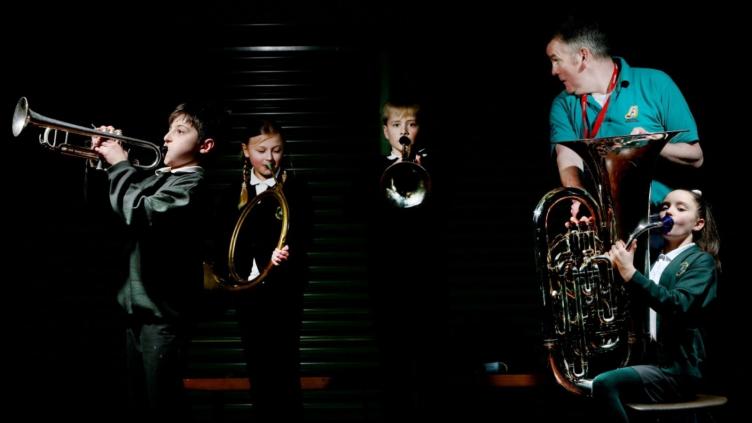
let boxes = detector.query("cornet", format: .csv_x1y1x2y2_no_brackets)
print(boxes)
380,136,431,208
12,97,163,170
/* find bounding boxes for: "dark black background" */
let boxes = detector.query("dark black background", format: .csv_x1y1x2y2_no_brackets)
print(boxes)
2,1,746,420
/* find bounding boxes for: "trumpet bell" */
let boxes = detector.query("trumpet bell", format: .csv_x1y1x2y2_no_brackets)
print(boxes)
12,97,31,137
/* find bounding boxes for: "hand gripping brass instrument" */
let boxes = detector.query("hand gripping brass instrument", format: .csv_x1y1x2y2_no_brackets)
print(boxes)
533,130,683,395
380,136,431,208
12,97,163,171
204,163,290,292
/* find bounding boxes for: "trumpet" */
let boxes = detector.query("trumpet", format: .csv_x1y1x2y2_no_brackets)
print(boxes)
12,97,163,171
380,136,431,208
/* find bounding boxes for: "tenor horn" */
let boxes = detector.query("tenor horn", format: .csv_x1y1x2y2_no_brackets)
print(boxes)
204,164,290,292
12,97,163,170
380,136,431,208
533,130,683,395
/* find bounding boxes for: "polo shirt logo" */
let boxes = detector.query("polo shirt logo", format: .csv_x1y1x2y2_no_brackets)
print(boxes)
625,105,639,120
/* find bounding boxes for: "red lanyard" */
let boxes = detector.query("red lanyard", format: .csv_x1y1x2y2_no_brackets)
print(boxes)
581,63,619,139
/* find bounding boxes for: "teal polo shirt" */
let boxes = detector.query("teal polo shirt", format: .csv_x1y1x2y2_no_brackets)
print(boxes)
549,57,699,203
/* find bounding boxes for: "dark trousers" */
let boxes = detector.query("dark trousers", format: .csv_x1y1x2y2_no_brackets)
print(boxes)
236,284,304,422
125,320,189,421
371,270,448,421
592,366,694,423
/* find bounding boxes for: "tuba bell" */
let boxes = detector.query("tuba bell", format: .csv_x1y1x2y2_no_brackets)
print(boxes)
380,136,431,208
533,130,683,395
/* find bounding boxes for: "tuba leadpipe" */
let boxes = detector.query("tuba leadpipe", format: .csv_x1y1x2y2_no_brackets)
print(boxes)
12,97,163,171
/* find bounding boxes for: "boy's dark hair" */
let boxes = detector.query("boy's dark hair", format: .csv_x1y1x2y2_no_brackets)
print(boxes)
169,102,225,144
552,17,610,59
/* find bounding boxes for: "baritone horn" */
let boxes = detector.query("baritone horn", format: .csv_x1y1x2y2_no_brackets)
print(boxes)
12,97,163,170
533,130,683,396
380,135,431,208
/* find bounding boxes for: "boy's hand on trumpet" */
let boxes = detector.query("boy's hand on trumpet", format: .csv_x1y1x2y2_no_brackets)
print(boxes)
92,125,128,166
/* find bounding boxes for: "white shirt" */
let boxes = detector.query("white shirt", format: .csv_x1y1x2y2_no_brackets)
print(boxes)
249,169,277,194
155,165,203,175
591,92,611,107
648,242,695,340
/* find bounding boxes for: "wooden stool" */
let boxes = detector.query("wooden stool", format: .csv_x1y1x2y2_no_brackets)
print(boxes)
626,393,727,422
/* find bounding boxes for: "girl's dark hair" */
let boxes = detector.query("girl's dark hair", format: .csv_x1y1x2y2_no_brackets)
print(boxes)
245,117,285,141
686,189,721,270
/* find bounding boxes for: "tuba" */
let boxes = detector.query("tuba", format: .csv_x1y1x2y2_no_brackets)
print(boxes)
533,130,682,395
380,136,431,208
204,164,290,292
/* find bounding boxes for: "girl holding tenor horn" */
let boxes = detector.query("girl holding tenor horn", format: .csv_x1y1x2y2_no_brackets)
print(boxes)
209,117,311,422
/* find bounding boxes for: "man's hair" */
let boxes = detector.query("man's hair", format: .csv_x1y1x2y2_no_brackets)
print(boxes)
553,17,610,59
381,100,421,125
169,102,224,144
